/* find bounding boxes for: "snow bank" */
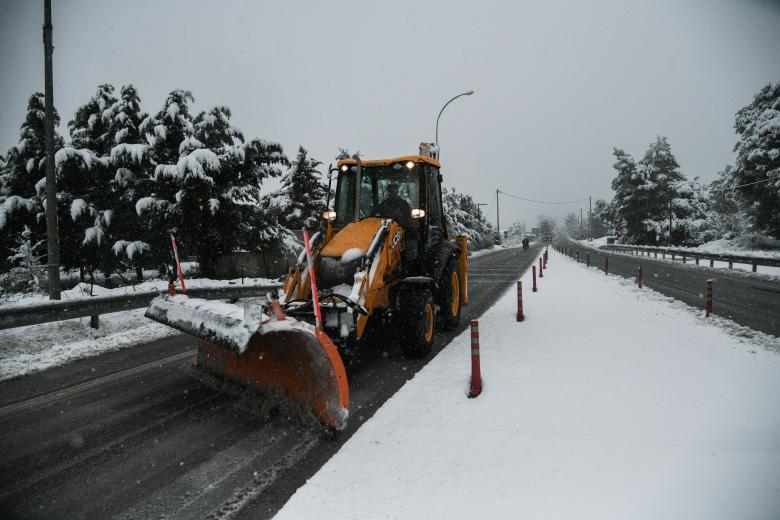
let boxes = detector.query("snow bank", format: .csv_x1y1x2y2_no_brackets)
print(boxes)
695,233,780,258
1,276,277,310
0,308,179,381
276,249,780,520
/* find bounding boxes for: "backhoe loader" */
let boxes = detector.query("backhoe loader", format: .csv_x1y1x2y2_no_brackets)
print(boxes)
146,144,469,430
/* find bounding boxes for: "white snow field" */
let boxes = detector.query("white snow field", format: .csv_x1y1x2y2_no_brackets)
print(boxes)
276,249,780,520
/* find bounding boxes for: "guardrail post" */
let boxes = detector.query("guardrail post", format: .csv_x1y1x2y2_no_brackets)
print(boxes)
539,257,544,278
532,265,537,292
90,315,99,329
728,260,733,269
752,262,757,273
468,320,482,398
604,255,609,275
637,265,643,288
654,251,658,259
682,256,686,264
695,258,699,265
705,279,713,317
576,251,580,263
671,253,676,262
516,281,524,322
709,259,714,268
586,252,590,267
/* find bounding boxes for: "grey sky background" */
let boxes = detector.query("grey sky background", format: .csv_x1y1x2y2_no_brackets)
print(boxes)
1,0,779,228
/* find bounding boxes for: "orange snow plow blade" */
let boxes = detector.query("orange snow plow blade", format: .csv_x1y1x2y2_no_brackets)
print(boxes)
145,295,349,430
196,328,349,430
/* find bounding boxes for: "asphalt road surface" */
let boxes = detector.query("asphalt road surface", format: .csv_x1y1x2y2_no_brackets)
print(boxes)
556,238,780,337
0,242,544,520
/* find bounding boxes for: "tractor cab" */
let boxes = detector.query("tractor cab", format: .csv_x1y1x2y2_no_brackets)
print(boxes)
331,154,447,272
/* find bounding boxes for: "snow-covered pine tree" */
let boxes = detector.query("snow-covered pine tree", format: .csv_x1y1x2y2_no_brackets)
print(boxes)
134,89,196,273
104,84,152,279
703,165,747,240
0,93,63,270
609,148,647,243
733,82,780,237
637,136,703,245
269,146,328,231
588,198,613,238
60,84,118,278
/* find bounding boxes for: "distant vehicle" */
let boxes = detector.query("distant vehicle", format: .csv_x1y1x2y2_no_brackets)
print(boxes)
543,233,551,243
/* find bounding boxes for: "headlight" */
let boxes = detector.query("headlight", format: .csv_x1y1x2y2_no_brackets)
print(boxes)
411,208,425,219
405,161,415,170
340,164,349,172
323,211,337,221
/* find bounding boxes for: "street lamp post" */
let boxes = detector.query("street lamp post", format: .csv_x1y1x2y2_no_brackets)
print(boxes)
435,90,474,150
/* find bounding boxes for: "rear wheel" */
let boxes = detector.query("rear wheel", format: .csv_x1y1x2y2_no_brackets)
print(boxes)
398,286,435,359
437,260,461,330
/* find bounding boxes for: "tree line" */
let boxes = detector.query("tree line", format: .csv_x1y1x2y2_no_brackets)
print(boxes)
0,85,494,291
569,82,779,246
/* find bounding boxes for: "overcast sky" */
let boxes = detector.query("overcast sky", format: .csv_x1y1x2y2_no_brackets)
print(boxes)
1,0,779,228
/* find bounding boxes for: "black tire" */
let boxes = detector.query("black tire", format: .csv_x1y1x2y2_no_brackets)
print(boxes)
437,259,461,331
397,285,435,359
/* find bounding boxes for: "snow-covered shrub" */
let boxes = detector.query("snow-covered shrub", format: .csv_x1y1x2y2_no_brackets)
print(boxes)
442,186,494,250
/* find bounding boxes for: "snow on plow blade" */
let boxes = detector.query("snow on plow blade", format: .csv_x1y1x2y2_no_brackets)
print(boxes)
145,295,350,430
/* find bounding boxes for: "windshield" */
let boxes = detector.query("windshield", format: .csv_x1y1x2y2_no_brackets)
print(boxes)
334,165,420,227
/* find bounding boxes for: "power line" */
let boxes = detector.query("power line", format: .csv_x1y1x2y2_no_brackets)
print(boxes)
484,190,498,221
707,177,776,192
498,190,589,205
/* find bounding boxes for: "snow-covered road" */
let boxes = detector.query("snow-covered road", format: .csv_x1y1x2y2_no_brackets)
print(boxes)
276,248,780,520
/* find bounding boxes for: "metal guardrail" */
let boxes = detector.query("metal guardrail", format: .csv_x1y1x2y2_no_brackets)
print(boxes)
0,283,282,331
597,244,780,272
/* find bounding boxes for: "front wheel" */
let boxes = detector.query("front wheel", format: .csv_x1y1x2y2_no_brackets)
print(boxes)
437,260,461,330
397,286,435,359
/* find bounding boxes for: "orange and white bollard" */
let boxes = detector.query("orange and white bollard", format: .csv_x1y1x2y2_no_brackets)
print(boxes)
468,320,482,398
705,279,713,317
532,265,537,292
516,280,524,322
539,257,544,278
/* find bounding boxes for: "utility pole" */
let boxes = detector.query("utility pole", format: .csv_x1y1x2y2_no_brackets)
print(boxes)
588,195,592,241
669,192,673,246
43,0,60,300
495,188,500,243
